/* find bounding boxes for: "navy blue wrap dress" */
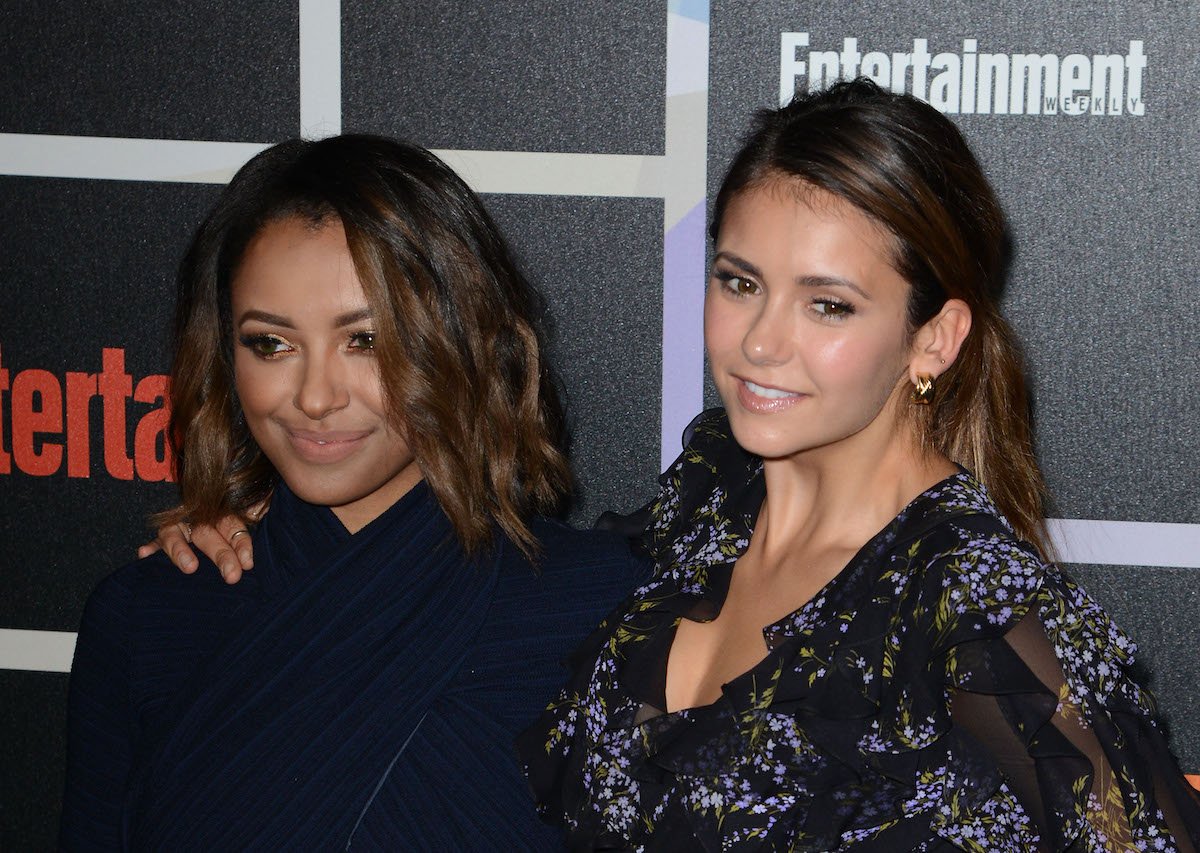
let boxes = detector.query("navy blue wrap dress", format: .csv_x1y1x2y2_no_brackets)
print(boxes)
61,479,646,850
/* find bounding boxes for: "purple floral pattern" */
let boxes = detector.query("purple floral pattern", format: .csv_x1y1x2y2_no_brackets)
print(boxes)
519,411,1200,851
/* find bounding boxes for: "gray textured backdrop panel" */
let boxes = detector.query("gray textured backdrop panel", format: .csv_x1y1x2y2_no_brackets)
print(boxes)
0,1,299,141
343,0,666,153
1071,564,1200,768
0,671,67,852
484,195,664,525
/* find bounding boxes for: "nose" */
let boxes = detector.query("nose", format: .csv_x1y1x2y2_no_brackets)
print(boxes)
294,354,350,420
741,299,793,366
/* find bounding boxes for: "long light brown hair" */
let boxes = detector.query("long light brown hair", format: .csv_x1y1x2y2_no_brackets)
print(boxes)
158,134,571,556
713,79,1050,556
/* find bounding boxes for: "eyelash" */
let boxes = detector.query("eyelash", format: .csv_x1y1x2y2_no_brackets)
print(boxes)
714,270,856,319
714,270,760,298
812,298,855,319
238,334,290,359
237,331,377,360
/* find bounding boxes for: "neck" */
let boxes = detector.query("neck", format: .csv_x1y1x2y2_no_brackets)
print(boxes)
754,411,955,567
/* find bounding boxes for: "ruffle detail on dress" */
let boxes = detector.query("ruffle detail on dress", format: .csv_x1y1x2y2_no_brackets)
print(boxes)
518,411,1200,850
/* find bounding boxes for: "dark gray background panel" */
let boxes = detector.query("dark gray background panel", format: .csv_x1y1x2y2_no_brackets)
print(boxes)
0,1,299,142
0,672,68,852
343,0,667,155
485,195,664,524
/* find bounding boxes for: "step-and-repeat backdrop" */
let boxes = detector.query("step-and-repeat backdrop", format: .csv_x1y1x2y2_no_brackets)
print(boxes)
1,1,1196,846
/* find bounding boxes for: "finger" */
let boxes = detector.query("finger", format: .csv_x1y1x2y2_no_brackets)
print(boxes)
155,523,199,573
137,541,163,559
216,515,255,571
191,524,243,584
210,547,243,585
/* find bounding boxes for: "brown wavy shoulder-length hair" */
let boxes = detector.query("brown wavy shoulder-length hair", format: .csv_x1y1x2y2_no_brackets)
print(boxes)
713,79,1051,557
158,134,571,556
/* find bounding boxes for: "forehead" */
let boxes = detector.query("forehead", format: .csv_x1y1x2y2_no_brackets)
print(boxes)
717,180,901,279
231,216,366,313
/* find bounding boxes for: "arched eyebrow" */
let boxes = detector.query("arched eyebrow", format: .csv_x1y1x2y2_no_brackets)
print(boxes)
712,251,871,300
235,307,374,329
332,308,373,327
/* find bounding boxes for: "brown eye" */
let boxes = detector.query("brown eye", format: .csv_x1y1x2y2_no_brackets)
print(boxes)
721,275,759,296
813,299,854,318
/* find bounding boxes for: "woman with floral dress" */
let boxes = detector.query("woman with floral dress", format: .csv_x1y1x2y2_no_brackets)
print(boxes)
517,79,1200,850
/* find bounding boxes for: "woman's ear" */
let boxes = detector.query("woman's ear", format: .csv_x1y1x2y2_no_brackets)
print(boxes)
909,298,972,381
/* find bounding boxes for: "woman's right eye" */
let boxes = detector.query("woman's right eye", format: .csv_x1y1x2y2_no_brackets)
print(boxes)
717,272,760,297
238,334,291,358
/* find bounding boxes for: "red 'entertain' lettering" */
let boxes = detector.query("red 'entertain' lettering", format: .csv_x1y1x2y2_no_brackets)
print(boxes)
0,344,173,482
99,348,134,480
65,371,98,478
133,374,171,482
12,369,63,476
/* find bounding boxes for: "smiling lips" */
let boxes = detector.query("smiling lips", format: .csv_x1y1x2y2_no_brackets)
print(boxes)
285,427,372,463
736,378,806,413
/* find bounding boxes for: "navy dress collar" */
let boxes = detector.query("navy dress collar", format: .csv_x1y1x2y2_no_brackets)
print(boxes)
127,479,500,850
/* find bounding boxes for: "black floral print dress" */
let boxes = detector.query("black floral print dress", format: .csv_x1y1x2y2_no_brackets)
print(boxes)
518,410,1200,851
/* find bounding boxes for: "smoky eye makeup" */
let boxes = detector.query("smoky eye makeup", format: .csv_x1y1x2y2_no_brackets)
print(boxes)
237,332,291,359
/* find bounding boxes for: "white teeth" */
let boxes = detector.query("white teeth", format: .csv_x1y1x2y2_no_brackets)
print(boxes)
745,380,798,399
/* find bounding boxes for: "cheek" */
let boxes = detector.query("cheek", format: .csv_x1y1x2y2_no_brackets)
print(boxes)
811,330,907,392
703,292,743,357
232,354,278,419
348,360,388,415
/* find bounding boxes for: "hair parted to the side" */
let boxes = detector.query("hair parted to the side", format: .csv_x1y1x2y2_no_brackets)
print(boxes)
712,78,1051,557
155,134,571,557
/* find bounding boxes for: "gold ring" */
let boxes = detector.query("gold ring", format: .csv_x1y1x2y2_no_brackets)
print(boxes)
229,529,250,542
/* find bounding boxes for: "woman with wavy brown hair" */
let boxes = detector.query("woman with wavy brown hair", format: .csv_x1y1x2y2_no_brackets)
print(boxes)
520,79,1200,849
59,134,643,850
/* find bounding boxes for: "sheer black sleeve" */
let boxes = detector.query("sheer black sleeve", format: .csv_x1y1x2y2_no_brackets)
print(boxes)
948,596,1200,850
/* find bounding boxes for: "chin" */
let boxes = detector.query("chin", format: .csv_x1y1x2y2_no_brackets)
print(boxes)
280,476,360,509
725,416,799,459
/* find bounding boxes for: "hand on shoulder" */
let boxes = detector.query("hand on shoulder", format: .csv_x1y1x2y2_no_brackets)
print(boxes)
137,509,263,584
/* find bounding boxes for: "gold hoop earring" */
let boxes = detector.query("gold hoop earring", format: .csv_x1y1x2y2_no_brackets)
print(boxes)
911,374,935,405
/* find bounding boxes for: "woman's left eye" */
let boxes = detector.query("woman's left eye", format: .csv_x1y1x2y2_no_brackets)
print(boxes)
349,331,376,350
813,299,854,318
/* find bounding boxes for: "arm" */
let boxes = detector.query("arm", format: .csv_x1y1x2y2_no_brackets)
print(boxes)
950,607,1199,851
60,574,135,849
